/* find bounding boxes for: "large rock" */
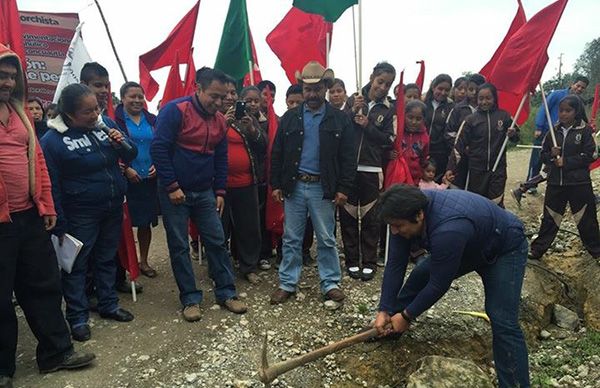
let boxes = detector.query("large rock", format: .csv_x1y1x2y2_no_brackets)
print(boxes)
553,304,580,330
406,356,494,388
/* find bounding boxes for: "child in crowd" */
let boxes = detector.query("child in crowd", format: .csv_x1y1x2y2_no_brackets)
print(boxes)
424,74,454,178
529,96,600,261
404,83,421,102
451,76,468,105
445,83,519,206
419,160,448,190
328,78,348,110
285,84,303,110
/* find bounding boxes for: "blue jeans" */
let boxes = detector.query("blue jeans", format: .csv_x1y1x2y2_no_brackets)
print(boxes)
396,239,530,388
279,181,341,294
159,188,236,306
62,205,123,328
525,136,543,181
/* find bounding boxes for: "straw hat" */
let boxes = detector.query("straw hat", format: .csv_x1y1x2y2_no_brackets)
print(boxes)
295,61,334,85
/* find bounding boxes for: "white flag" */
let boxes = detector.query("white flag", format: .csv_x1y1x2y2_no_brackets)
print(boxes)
53,23,92,103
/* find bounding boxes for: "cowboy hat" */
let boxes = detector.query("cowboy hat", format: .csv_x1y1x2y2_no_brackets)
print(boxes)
295,61,334,85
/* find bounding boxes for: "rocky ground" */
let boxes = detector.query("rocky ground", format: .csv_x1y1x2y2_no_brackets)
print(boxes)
12,149,600,388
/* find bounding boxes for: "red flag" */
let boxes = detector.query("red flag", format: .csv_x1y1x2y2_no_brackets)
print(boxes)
480,0,526,79
590,84,599,132
385,71,414,189
242,31,263,86
0,0,26,72
118,202,140,282
183,48,196,96
160,52,184,108
139,1,199,101
415,60,425,93
267,7,332,84
264,87,284,236
106,84,116,119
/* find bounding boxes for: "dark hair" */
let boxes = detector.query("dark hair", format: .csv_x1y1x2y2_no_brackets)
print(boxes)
423,158,437,170
424,74,452,103
372,62,396,78
240,86,260,99
405,99,426,114
27,97,45,120
119,81,144,99
454,77,468,88
559,95,588,123
46,103,57,112
330,78,346,91
573,75,589,86
404,83,420,94
223,75,236,86
257,80,276,95
195,67,229,90
286,84,303,98
378,185,429,223
80,62,109,84
477,83,499,108
468,73,486,86
57,84,94,120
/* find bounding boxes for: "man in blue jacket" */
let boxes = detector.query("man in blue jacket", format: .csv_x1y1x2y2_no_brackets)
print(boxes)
374,185,529,388
151,67,246,322
524,76,589,193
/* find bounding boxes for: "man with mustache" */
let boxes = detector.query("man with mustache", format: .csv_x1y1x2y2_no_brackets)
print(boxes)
270,61,356,305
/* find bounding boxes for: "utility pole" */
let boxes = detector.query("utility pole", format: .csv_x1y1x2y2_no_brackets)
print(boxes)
557,53,564,85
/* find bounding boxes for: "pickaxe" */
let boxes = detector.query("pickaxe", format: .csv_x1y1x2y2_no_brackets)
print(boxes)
258,328,378,385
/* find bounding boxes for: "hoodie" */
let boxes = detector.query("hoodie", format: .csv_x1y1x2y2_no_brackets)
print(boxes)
0,44,55,222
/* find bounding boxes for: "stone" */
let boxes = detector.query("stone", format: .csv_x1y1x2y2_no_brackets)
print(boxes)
577,364,589,378
185,373,198,383
137,355,150,361
406,356,494,388
558,375,576,386
324,300,341,310
539,330,551,340
553,304,580,330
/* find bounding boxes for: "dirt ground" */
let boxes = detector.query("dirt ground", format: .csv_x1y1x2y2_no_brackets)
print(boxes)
10,149,585,388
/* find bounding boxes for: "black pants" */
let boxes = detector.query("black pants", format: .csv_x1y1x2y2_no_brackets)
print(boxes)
0,208,73,377
258,183,272,260
340,171,381,269
467,168,507,207
222,185,261,275
531,184,600,258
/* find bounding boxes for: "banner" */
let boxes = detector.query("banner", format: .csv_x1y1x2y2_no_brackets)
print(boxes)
53,23,92,103
19,11,79,104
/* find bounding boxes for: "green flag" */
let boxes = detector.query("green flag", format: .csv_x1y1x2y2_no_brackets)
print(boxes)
293,0,357,22
214,0,252,83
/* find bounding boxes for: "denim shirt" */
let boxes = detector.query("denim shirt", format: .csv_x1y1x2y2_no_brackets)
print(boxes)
298,103,325,175
125,111,154,178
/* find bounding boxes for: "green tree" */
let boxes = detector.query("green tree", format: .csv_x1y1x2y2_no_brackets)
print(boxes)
574,37,600,98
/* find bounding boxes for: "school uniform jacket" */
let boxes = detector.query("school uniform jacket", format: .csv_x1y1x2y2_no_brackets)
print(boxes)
424,98,454,156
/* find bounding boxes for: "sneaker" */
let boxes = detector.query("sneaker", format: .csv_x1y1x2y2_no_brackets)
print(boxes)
245,272,261,284
325,288,345,303
221,298,247,314
511,188,524,208
183,304,202,322
39,351,96,373
347,266,361,279
270,289,294,305
190,241,199,261
376,254,386,267
527,188,538,195
0,376,12,388
361,267,375,281
259,259,271,270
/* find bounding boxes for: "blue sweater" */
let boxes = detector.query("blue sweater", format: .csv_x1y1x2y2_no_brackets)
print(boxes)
535,88,569,134
379,190,525,318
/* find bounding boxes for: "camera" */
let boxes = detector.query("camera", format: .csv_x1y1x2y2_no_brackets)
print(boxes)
235,100,247,120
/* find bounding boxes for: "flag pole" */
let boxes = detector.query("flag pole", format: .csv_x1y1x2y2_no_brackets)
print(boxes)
492,92,528,172
351,6,359,91
248,60,255,85
325,32,330,68
539,82,558,148
131,280,137,302
93,0,128,82
357,0,363,91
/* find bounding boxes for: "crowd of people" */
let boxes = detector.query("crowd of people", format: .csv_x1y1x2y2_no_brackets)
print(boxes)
1,37,598,387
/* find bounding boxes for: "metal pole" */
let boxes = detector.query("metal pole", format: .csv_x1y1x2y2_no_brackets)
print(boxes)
325,32,330,68
492,92,528,172
357,0,363,90
93,0,128,82
539,82,558,147
351,6,359,92
248,60,254,86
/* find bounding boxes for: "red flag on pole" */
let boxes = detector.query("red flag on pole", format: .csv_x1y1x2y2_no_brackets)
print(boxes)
266,7,332,84
264,87,284,236
160,51,184,108
139,1,199,101
384,71,414,189
480,0,526,79
183,48,196,97
105,84,116,119
590,84,599,132
415,60,425,93
0,0,26,72
242,31,263,87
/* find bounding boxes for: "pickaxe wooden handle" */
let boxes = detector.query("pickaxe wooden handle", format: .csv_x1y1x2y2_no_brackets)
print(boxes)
258,328,378,385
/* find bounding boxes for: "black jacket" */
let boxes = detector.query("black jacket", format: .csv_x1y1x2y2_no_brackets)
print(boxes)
344,85,395,168
271,102,356,199
541,120,595,186
425,98,454,155
445,101,476,143
449,107,519,173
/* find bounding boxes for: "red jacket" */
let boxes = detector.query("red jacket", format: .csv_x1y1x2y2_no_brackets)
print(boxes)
0,44,55,222
402,127,430,183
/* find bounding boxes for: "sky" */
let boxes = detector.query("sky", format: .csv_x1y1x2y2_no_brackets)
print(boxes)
18,0,600,113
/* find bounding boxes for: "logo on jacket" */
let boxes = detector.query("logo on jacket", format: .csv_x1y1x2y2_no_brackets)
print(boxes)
497,120,504,131
376,114,384,125
575,133,582,144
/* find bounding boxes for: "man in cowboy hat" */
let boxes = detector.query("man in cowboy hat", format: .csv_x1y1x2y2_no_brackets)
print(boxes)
270,61,356,304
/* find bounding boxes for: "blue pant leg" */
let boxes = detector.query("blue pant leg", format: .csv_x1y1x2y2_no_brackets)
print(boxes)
278,183,308,292
93,206,123,315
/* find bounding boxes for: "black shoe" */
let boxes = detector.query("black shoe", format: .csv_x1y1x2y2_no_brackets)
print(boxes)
71,324,91,342
40,351,96,373
0,375,13,388
116,281,143,294
511,188,524,208
347,266,361,279
100,308,134,322
361,267,376,281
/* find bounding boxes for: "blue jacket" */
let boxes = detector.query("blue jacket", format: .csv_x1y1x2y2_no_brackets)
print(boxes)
41,115,137,236
151,95,228,196
535,88,569,134
379,189,525,318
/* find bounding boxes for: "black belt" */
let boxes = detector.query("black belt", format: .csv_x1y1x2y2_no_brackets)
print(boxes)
297,173,320,182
